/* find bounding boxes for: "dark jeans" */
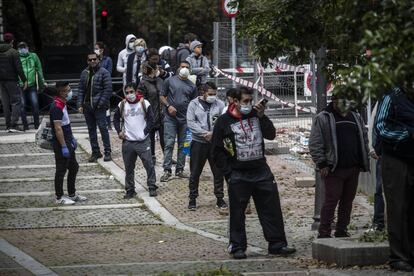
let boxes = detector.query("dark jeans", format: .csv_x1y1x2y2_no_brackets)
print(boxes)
149,124,165,156
189,140,224,199
163,119,186,172
319,166,360,236
0,81,22,128
122,138,157,193
373,159,385,227
21,86,40,128
83,105,111,154
228,165,287,253
382,153,414,264
53,141,79,199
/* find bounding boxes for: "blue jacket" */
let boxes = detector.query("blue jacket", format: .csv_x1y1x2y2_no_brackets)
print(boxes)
375,88,414,160
77,65,113,110
100,56,113,75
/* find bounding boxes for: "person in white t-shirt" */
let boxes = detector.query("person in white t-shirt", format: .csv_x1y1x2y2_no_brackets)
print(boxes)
113,82,157,198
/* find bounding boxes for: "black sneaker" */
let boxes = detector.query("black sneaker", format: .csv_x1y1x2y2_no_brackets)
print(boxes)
103,152,112,162
188,198,196,211
175,170,189,178
216,198,228,209
334,230,351,238
160,171,171,182
123,192,137,199
149,189,157,197
390,261,413,272
232,249,247,259
88,152,103,163
268,246,296,256
8,126,23,133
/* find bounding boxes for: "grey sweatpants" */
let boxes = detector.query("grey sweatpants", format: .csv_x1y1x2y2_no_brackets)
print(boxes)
122,137,157,193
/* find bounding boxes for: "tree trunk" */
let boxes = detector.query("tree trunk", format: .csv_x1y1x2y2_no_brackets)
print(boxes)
21,0,42,53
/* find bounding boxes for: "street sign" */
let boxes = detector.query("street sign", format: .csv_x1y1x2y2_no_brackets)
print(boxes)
222,0,238,18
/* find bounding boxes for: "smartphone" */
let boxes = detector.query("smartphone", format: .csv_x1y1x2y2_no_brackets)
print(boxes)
260,98,268,106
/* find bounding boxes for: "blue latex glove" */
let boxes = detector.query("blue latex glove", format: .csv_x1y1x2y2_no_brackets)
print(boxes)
71,137,77,150
61,145,70,158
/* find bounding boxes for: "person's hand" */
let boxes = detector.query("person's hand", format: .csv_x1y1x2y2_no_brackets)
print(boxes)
118,132,126,140
369,150,379,160
320,167,330,177
204,132,213,142
253,102,265,118
43,82,48,88
71,138,77,150
23,81,28,91
61,145,70,158
158,68,165,76
167,105,177,116
78,107,83,114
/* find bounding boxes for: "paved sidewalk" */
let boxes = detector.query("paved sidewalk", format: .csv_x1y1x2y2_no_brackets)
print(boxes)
0,129,396,275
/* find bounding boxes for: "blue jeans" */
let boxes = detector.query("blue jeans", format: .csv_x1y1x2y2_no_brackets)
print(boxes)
163,119,186,172
83,105,111,155
21,86,40,128
373,159,385,227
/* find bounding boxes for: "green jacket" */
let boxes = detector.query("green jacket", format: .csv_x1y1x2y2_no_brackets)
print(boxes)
18,52,45,88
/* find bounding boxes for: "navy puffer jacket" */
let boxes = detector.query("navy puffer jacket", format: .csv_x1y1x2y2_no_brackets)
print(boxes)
77,65,112,109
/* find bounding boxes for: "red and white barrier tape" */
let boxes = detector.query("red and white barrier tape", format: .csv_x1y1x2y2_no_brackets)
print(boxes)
268,58,310,74
212,65,316,114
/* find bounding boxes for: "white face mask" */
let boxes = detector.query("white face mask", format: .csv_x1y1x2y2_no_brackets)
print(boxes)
66,90,73,101
94,49,101,56
179,67,190,79
240,104,252,115
128,42,135,50
126,93,136,102
206,95,216,104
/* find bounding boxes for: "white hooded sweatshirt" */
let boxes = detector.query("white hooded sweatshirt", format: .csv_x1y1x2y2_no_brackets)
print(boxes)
117,34,137,82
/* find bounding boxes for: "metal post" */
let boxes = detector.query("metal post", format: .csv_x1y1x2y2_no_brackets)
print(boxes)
294,68,298,117
231,16,236,87
253,58,258,103
213,22,219,88
311,47,328,231
310,52,317,108
168,23,171,46
0,0,3,42
92,0,97,46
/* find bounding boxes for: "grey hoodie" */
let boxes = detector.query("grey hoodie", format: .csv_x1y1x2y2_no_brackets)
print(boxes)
116,34,136,81
187,97,225,143
186,53,209,85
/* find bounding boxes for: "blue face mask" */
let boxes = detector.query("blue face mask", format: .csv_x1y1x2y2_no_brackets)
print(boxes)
240,104,252,115
66,90,73,101
18,48,29,55
135,46,145,54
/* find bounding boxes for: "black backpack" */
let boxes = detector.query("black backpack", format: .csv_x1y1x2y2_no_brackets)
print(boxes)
161,47,191,73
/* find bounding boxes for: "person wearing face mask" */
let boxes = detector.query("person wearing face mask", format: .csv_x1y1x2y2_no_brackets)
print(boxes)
138,61,165,163
77,52,113,163
186,82,227,211
17,42,46,130
50,82,87,205
117,34,136,85
186,40,209,87
212,87,296,259
159,61,198,182
113,83,157,198
0,33,27,132
125,38,147,85
95,42,113,130
309,94,369,239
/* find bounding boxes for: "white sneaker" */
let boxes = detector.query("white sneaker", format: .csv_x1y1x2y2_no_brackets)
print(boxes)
68,194,88,202
56,197,75,205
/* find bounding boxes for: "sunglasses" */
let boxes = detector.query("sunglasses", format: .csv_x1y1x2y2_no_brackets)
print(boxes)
88,58,97,62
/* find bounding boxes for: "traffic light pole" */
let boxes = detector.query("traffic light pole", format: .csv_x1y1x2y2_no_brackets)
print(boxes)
92,0,97,46
0,0,3,42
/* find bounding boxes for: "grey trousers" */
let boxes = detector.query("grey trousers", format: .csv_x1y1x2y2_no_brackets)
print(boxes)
122,137,157,193
0,81,22,128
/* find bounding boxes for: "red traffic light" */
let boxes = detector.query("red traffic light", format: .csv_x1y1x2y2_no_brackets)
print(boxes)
101,10,108,17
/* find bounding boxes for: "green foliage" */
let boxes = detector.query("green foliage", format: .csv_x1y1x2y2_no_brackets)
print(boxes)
235,0,414,102
359,230,388,243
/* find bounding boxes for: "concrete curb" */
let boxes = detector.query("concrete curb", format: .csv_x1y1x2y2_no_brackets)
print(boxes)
77,138,264,254
0,238,58,276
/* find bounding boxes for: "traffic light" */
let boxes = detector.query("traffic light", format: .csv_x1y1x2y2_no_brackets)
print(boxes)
101,9,108,30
